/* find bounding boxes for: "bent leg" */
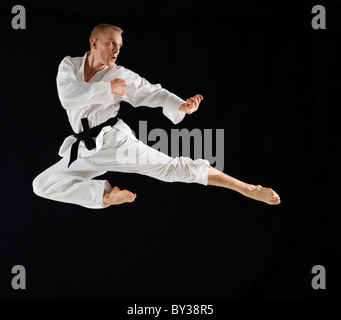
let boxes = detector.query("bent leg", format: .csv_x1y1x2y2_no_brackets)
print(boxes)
207,167,281,205
32,157,114,209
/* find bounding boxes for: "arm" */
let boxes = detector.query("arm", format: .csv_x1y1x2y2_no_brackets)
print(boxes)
121,70,187,124
56,56,117,111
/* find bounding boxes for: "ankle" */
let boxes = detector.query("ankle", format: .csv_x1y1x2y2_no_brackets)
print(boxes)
103,191,111,204
241,183,254,195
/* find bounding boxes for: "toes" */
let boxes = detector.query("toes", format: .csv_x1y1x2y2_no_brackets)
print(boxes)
270,189,280,199
125,191,136,202
270,198,281,205
111,186,121,194
266,188,280,205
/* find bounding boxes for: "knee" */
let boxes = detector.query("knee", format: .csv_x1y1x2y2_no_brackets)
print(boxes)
32,173,46,198
160,156,209,184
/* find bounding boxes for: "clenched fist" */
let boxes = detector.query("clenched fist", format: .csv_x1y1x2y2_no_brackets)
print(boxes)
179,94,203,114
111,78,127,96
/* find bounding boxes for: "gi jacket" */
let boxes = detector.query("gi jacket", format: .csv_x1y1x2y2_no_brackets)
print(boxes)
56,52,186,160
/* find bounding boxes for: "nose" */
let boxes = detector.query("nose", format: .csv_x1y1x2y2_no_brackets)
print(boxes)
113,45,119,54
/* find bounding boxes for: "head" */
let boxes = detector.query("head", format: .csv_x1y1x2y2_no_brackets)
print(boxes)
89,23,123,67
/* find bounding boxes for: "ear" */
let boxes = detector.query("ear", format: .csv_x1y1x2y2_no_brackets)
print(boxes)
90,38,98,50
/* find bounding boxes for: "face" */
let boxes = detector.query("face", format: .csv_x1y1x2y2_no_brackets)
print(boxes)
92,29,123,67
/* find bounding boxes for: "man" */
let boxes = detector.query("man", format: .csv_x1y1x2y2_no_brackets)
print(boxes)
32,23,280,208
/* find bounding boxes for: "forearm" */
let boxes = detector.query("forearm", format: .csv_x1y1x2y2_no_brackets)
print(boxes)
122,77,186,124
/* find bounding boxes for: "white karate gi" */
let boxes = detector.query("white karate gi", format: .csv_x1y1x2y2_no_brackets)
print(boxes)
32,52,210,208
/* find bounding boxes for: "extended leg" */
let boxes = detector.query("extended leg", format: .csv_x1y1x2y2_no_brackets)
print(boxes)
207,167,280,205
95,124,280,206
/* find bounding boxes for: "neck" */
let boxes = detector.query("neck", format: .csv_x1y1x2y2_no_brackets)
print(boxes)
86,51,106,73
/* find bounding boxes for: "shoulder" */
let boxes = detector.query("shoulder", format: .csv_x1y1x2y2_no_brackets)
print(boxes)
113,64,142,80
59,54,83,70
113,64,131,74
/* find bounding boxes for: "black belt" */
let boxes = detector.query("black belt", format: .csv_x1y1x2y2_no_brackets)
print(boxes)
68,117,118,168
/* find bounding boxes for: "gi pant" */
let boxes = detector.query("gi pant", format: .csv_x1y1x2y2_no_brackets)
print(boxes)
33,120,210,209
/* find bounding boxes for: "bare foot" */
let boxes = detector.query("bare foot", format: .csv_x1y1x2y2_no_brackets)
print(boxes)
103,186,137,205
243,185,281,205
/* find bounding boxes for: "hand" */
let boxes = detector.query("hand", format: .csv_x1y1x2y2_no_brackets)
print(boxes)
111,78,127,96
179,94,203,114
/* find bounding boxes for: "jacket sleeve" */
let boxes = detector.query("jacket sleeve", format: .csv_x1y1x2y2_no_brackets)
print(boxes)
56,56,118,111
121,69,186,125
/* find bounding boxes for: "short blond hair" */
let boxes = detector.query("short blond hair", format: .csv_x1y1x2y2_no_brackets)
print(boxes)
89,23,123,42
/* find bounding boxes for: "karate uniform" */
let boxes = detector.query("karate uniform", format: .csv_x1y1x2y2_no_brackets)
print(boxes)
32,52,210,208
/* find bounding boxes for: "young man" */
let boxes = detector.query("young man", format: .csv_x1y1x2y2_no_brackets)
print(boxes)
32,23,280,208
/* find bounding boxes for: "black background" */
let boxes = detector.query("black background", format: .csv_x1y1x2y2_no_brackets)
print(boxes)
0,0,340,302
